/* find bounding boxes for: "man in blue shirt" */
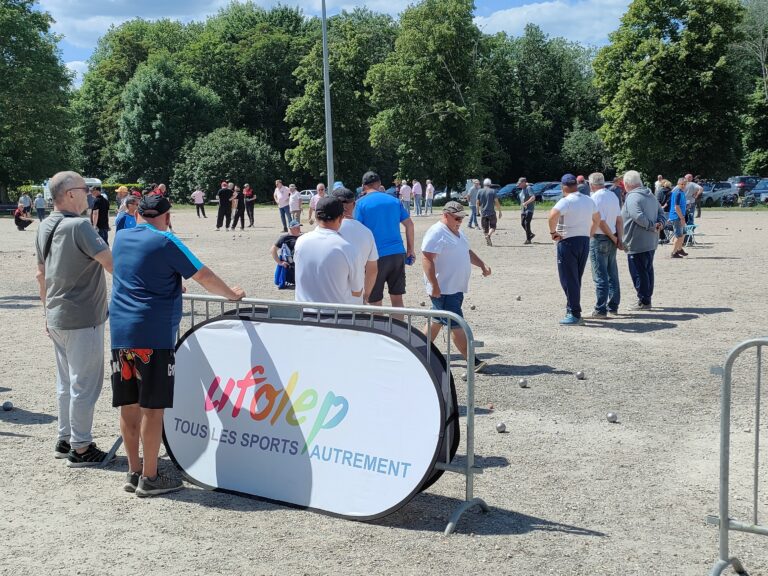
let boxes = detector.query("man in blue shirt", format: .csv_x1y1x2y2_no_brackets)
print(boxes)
353,171,414,308
110,194,245,497
114,196,138,232
668,178,688,259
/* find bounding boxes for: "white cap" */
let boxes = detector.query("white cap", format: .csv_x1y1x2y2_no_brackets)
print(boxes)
483,178,492,186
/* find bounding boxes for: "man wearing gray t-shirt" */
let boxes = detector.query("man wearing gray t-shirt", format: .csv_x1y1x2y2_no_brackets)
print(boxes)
35,171,115,467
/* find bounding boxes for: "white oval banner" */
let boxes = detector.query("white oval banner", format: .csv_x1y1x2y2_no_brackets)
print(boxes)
164,318,444,519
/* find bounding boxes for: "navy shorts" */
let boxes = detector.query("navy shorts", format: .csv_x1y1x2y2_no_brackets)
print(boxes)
672,220,685,238
430,292,464,328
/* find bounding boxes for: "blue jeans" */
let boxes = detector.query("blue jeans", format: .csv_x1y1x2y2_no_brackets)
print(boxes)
557,236,590,318
278,205,291,230
401,199,410,213
414,196,422,215
425,198,433,214
469,205,478,228
97,227,109,245
590,235,620,314
627,250,655,305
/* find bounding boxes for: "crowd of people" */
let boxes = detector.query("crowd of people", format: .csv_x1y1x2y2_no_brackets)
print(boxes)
28,163,705,498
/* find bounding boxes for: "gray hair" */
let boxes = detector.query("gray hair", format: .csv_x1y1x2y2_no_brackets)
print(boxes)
125,196,138,206
588,172,605,187
483,178,492,186
49,171,82,203
623,170,643,188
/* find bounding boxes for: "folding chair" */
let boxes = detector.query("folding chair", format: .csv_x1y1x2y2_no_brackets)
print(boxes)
683,212,698,247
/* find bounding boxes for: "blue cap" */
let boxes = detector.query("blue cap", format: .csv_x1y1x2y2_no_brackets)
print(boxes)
561,173,577,186
288,219,302,228
332,181,344,190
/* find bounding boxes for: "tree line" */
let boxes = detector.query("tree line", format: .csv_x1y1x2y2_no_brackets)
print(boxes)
1,0,766,203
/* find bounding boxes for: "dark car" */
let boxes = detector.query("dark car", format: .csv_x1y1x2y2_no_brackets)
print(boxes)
530,181,559,202
496,183,520,202
727,176,760,196
752,178,768,204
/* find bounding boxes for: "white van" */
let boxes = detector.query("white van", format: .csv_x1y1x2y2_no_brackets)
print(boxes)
43,177,102,204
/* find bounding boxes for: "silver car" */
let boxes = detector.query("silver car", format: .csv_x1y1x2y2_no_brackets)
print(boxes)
701,181,737,207
752,178,768,204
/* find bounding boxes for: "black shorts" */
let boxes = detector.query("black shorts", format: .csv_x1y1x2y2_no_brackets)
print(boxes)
481,214,497,233
111,349,175,409
370,253,406,302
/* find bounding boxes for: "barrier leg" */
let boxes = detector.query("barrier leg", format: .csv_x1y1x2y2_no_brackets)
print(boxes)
101,435,123,468
709,557,748,576
444,497,490,535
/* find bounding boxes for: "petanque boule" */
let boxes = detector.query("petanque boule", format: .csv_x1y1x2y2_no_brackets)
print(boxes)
496,422,506,433
606,412,618,423
518,378,528,388
2,401,13,411
470,305,476,310
516,295,522,301
575,370,586,380
420,301,426,307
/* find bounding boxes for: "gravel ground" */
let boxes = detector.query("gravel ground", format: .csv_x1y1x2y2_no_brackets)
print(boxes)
1,206,766,576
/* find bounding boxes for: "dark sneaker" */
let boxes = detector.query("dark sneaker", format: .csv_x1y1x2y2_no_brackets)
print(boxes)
66,443,115,468
473,359,488,373
629,302,651,311
135,473,183,498
608,309,620,316
54,439,71,459
530,233,536,240
590,310,608,318
124,471,140,493
671,251,683,259
523,240,531,245
678,249,689,256
485,235,492,246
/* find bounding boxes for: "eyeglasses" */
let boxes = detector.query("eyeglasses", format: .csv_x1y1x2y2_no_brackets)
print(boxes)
66,187,88,194
449,214,464,221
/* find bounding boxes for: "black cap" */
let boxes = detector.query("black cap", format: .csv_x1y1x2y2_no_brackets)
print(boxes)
315,196,344,221
138,194,172,217
330,187,355,203
362,171,380,187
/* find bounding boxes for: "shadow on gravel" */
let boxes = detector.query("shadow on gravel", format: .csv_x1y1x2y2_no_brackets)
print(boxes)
372,492,606,537
484,364,572,377
0,430,31,438
0,386,11,392
458,405,493,416
620,313,698,322
0,294,40,310
654,307,733,315
452,454,510,469
691,256,741,260
595,320,677,333
163,483,284,511
0,406,56,424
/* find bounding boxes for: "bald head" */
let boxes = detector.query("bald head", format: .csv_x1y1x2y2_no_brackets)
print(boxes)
49,171,84,204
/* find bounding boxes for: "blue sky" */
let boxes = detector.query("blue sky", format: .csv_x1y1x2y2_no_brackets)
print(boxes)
39,0,631,85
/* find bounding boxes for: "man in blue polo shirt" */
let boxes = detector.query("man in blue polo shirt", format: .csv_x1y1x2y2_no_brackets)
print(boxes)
110,194,245,497
353,171,414,308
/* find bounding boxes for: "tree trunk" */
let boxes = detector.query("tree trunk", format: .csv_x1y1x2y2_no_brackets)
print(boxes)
0,183,9,204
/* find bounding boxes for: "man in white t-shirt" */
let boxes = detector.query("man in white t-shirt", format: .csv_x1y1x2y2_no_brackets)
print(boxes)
294,196,360,305
190,187,206,219
548,174,600,326
308,182,326,225
422,201,492,373
273,179,291,232
588,172,623,318
331,187,378,303
399,180,412,212
425,180,435,214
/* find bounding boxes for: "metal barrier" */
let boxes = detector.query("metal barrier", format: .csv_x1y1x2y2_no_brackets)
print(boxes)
708,338,768,576
177,293,489,534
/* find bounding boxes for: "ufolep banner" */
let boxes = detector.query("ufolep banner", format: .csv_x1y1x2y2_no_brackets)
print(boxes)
164,317,444,519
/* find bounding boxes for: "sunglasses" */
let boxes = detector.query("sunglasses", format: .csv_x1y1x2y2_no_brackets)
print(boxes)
449,214,464,221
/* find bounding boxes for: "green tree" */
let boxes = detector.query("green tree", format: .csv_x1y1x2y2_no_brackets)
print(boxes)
117,56,222,185
285,8,398,183
171,128,281,202
70,18,194,178
742,84,768,173
0,0,72,202
561,123,613,176
367,0,481,188
594,0,744,179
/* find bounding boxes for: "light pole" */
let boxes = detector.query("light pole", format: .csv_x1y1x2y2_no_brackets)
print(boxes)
321,0,335,188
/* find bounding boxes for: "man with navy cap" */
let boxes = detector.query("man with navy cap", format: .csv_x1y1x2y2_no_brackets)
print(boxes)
548,174,599,325
110,194,244,497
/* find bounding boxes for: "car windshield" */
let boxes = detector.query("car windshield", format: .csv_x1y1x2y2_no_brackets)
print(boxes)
753,179,768,191
702,183,715,192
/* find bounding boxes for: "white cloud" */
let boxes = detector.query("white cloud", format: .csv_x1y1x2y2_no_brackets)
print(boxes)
474,0,630,46
65,60,89,88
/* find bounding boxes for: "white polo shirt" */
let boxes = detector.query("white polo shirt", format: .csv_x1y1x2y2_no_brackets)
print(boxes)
295,227,359,305
591,187,621,235
421,222,471,295
553,192,597,239
339,218,378,303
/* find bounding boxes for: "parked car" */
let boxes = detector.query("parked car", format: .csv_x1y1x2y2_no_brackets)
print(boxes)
299,189,315,204
752,178,768,204
530,181,559,202
727,176,760,196
434,187,469,206
701,181,738,207
541,184,563,203
496,183,521,202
